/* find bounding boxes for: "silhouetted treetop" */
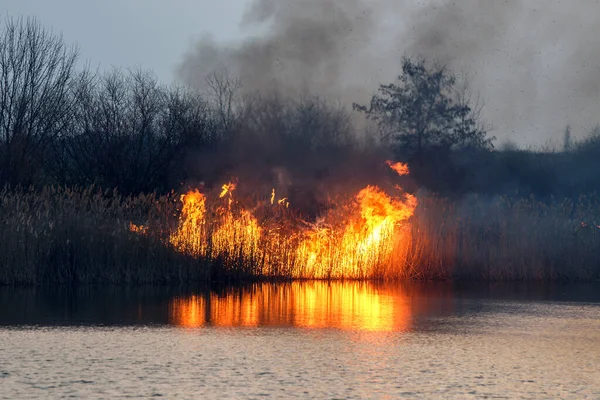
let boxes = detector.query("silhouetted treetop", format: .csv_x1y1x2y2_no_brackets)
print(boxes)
0,16,82,186
354,57,493,158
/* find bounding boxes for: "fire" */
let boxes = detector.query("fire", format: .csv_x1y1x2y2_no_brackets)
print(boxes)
277,198,289,208
132,161,417,279
169,189,207,257
129,222,148,235
294,185,416,278
271,188,289,208
211,208,261,262
386,160,410,176
219,182,236,198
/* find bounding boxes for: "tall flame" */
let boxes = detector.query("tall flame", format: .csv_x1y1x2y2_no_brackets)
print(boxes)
135,161,417,279
169,189,207,257
212,209,261,261
294,185,416,278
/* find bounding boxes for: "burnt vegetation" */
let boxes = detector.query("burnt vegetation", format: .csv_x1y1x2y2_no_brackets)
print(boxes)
1,17,599,285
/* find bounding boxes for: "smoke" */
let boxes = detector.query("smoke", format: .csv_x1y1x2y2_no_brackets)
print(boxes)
177,0,600,146
404,0,600,146
177,0,402,105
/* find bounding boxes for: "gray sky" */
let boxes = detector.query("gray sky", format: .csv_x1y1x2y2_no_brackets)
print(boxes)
3,0,600,146
2,0,248,82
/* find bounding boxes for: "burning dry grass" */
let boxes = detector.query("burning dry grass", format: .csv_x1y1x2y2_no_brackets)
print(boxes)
152,168,418,281
1,184,599,285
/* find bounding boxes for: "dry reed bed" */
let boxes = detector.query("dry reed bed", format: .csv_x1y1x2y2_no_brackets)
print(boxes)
1,187,598,285
0,186,205,285
410,195,600,281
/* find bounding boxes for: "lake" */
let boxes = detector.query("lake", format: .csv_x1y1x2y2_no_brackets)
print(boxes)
1,282,599,399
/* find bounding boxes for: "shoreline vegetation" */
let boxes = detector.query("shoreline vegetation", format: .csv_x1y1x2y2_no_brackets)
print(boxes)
1,186,598,286
1,17,600,285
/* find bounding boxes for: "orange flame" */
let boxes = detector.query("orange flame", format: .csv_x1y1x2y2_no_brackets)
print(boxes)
134,161,417,279
219,182,236,198
277,198,289,208
295,185,416,278
129,222,148,235
386,160,410,176
212,209,261,261
169,189,207,257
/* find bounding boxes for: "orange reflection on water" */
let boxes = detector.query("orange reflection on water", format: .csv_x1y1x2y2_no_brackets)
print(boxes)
169,282,414,332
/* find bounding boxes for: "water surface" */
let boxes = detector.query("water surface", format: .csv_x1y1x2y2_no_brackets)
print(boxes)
1,282,599,398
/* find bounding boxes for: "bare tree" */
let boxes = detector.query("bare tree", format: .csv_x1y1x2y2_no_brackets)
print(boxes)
204,69,243,134
0,17,80,186
60,68,215,193
453,71,494,145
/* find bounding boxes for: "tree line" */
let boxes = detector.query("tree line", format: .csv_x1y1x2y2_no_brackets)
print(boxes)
2,16,600,199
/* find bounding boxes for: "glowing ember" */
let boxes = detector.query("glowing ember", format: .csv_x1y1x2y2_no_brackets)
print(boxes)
220,182,236,198
131,161,418,279
277,198,289,208
386,160,410,176
129,222,148,235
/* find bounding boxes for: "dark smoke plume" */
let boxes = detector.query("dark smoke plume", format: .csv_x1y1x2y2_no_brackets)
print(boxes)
177,0,394,104
178,0,600,146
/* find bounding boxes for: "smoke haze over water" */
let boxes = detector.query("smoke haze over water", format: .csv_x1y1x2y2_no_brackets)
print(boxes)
178,0,600,146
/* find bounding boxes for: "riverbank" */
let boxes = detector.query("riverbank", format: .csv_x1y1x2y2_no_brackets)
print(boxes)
1,186,599,285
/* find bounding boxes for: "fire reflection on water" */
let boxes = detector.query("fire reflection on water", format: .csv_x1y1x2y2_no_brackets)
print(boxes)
169,282,422,332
